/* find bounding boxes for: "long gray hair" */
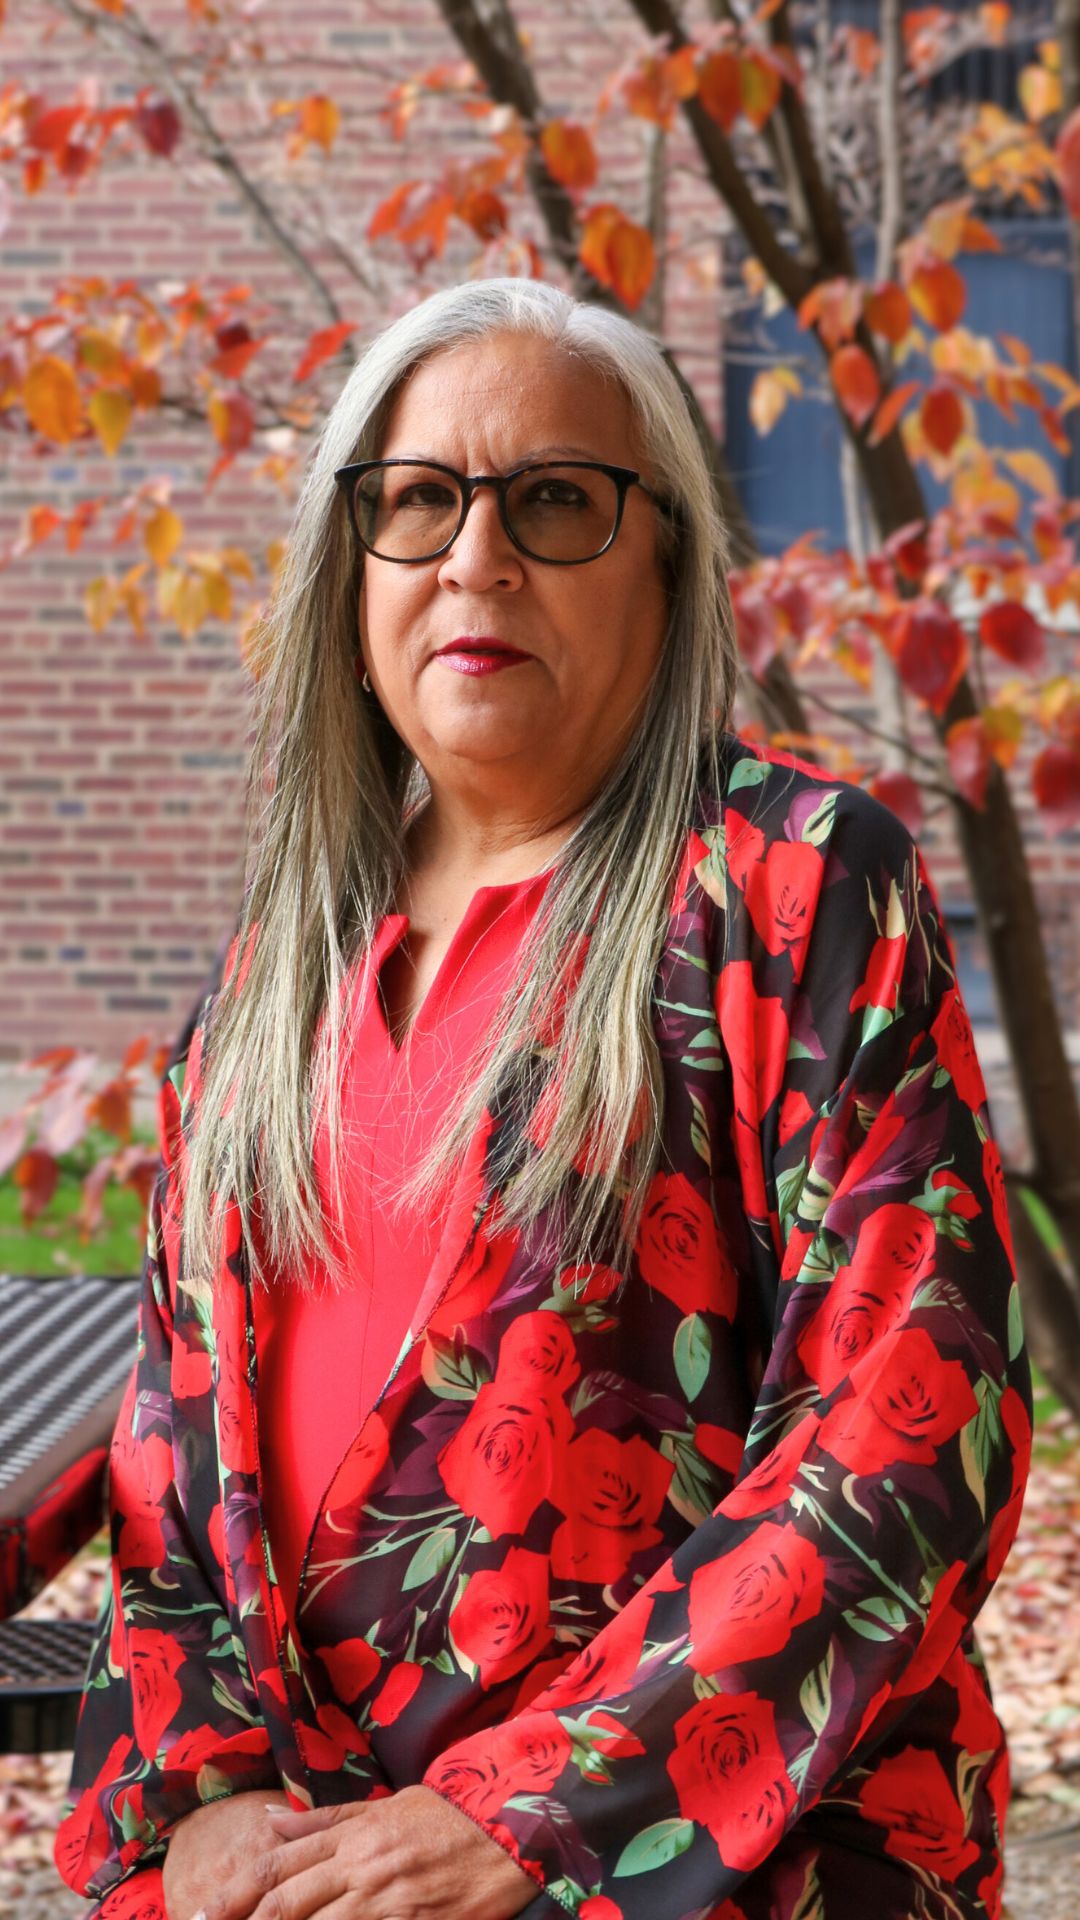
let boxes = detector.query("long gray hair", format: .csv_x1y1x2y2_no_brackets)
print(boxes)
178,277,739,1298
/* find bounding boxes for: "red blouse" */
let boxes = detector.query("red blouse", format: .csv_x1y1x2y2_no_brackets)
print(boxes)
252,867,554,1638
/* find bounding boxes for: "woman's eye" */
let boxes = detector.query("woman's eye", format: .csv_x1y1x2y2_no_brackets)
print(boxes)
525,481,587,508
397,484,455,509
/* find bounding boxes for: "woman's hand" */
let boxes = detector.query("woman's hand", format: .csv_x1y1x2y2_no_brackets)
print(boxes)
190,1783,541,1920
162,1788,294,1919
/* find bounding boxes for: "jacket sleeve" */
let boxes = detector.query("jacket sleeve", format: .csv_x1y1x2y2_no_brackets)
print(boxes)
421,792,1033,1918
54,1026,280,1918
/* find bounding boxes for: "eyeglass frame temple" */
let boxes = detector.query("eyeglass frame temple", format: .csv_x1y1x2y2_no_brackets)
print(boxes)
332,457,668,566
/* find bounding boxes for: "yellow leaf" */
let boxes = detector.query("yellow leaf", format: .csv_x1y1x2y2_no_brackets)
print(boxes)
88,388,133,456
749,366,802,435
145,505,184,565
24,355,83,444
77,329,128,378
84,575,117,633
157,565,209,640
219,545,255,580
1002,448,1060,498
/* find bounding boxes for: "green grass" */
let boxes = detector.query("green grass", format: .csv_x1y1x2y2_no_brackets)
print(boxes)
0,1126,156,1276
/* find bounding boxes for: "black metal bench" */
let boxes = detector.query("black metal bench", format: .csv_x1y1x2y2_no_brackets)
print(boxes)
0,1271,141,1751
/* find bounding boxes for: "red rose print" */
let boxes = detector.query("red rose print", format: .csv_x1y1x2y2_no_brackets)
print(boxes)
216,1327,257,1476
638,1172,738,1319
438,1384,573,1538
449,1547,552,1690
716,962,790,1130
550,1430,674,1583
741,838,825,983
315,1635,381,1703
859,1746,980,1880
688,1521,826,1668
129,1629,185,1761
424,1745,506,1824
724,809,766,888
721,1414,817,1520
555,1263,622,1305
848,932,907,1012
580,1900,624,1920
931,988,987,1113
982,1136,1016,1271
779,1087,815,1146
52,1733,130,1883
818,1328,978,1475
371,1661,423,1726
161,1722,271,1774
172,1338,212,1399
794,1208,935,1397
316,1699,372,1752
326,1410,391,1511
467,1712,573,1795
494,1311,580,1398
667,1691,795,1872
529,1603,648,1709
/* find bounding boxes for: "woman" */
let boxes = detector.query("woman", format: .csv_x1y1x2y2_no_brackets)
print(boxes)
56,278,1031,1920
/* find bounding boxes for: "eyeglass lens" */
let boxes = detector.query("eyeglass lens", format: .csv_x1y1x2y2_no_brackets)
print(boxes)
353,463,620,562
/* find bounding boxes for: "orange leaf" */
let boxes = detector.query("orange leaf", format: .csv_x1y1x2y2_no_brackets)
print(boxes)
846,28,881,77
211,321,263,380
863,280,912,344
908,260,966,331
1019,61,1062,123
541,119,597,190
959,215,1002,252
998,331,1033,366
608,217,655,311
26,104,87,157
979,3,1010,45
1056,106,1080,219
739,52,783,131
579,202,623,289
831,343,880,428
457,187,507,239
622,57,678,129
293,322,356,385
144,505,183,566
24,355,83,443
208,390,255,455
300,95,340,152
867,378,922,447
697,51,741,132
920,384,965,455
368,180,419,241
796,277,861,350
27,505,63,547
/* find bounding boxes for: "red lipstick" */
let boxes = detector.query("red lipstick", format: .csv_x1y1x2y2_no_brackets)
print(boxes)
435,637,532,676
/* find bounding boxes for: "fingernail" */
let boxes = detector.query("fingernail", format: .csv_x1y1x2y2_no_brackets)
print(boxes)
191,1911,207,1920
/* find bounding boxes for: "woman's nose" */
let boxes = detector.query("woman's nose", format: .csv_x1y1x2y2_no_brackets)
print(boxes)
436,483,523,590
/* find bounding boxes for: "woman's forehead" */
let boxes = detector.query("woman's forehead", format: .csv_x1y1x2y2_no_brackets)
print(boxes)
379,337,642,461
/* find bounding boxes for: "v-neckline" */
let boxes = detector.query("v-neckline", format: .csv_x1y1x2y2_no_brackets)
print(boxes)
373,867,555,1057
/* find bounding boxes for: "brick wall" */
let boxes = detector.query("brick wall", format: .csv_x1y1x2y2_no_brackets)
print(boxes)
1,0,1077,1076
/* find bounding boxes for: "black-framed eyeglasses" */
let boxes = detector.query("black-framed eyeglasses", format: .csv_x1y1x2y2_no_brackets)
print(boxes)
333,457,664,567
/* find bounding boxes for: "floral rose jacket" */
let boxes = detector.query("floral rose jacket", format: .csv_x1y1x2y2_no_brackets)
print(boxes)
56,734,1032,1920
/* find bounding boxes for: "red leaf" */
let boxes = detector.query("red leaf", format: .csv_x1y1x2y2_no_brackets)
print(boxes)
868,769,924,835
893,599,968,714
14,1146,58,1225
883,518,929,583
920,384,965,455
135,96,182,158
863,280,912,344
697,51,741,131
908,260,966,332
831,343,880,427
979,601,1046,670
946,717,992,809
1032,741,1080,834
293,322,356,385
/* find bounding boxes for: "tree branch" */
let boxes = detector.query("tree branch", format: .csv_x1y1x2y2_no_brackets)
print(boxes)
52,0,357,320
